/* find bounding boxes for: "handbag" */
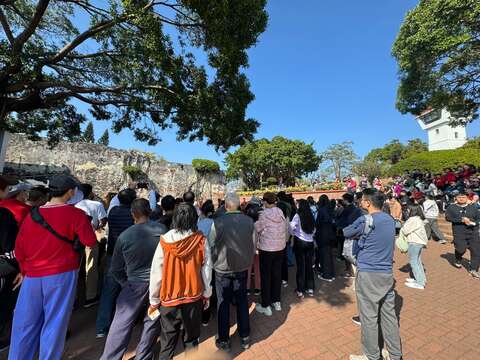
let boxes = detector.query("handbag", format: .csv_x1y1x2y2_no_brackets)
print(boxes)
30,207,84,253
396,230,409,253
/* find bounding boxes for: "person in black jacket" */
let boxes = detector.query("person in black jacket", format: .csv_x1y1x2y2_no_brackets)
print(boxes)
445,191,480,278
315,195,336,282
0,175,21,353
336,193,364,277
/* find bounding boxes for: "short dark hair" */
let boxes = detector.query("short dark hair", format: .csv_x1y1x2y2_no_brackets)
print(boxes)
342,193,354,204
245,203,261,222
171,203,198,232
118,188,136,206
131,198,152,217
161,195,176,212
201,200,215,218
263,192,277,205
28,186,49,202
183,191,195,204
362,188,385,210
50,188,71,198
79,183,93,199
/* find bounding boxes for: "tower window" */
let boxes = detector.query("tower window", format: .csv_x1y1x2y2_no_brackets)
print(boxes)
455,132,458,139
435,129,439,135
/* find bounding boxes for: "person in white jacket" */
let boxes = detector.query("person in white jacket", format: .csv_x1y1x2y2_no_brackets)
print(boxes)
423,194,446,244
400,204,428,290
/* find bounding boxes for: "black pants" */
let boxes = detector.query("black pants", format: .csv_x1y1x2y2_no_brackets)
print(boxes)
0,273,18,341
454,231,480,271
281,247,289,282
294,238,315,292
317,243,335,279
215,271,250,342
158,301,203,360
259,249,284,307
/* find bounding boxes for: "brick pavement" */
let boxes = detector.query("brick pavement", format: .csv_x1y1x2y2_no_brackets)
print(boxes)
2,235,480,359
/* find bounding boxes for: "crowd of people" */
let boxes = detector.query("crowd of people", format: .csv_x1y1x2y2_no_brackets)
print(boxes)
0,165,479,360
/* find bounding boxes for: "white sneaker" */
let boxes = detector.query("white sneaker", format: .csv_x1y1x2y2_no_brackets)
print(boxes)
405,278,416,283
381,348,391,360
282,280,288,287
405,281,424,290
318,275,335,282
306,289,314,296
349,355,368,360
255,303,272,316
273,302,282,311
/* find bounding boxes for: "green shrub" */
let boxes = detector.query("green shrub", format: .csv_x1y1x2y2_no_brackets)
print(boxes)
389,148,480,176
266,177,278,185
122,165,144,179
192,159,220,174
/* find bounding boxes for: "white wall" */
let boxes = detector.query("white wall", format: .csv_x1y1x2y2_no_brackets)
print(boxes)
417,109,467,151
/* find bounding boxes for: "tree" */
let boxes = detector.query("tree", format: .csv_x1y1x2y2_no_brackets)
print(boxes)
97,129,109,146
225,136,321,189
192,159,220,174
365,138,427,165
0,0,268,149
462,136,480,149
83,122,94,143
392,0,480,123
321,141,357,181
352,160,389,183
403,138,428,158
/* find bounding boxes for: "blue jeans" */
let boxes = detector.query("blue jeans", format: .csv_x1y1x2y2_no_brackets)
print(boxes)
9,270,78,360
215,271,250,342
96,255,121,334
408,243,426,286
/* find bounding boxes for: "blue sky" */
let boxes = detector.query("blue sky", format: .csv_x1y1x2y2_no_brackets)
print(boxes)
82,0,480,167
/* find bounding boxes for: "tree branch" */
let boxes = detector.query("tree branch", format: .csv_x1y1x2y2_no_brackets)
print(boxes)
46,18,123,64
0,8,14,44
13,0,50,53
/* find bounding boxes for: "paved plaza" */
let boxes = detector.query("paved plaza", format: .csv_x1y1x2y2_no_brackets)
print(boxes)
58,239,480,359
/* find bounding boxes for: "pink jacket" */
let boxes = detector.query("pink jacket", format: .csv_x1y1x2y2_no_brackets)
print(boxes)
255,207,288,252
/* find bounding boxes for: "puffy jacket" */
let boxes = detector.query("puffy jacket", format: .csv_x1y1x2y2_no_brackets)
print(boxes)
255,207,288,252
400,216,428,246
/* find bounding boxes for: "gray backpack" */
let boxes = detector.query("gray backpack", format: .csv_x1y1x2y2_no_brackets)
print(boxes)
342,214,374,265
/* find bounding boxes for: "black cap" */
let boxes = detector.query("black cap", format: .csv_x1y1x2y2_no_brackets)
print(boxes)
49,175,78,192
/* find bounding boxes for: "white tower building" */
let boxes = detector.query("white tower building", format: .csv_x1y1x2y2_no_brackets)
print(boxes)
416,108,467,151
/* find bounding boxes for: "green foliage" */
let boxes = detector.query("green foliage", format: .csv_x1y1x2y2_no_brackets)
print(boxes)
322,141,358,181
365,138,427,165
352,160,389,183
225,136,321,190
83,122,95,143
192,159,220,174
389,148,480,175
266,177,277,186
0,0,268,150
462,136,480,149
97,130,109,146
122,165,144,180
392,0,480,121
237,182,344,197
